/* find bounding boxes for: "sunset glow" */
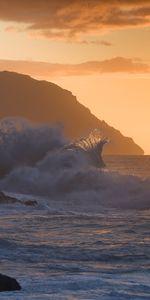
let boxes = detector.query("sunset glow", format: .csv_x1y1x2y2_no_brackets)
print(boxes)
0,0,150,152
0,2,150,298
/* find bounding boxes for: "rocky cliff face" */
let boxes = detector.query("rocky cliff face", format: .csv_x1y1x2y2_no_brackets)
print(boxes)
0,71,144,155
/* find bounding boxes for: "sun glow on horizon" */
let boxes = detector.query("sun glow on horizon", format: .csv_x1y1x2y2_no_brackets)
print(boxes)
52,74,150,155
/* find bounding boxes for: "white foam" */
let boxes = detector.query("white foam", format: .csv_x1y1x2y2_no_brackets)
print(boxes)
0,117,150,211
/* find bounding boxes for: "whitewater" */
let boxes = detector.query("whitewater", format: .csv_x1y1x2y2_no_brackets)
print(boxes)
0,117,149,299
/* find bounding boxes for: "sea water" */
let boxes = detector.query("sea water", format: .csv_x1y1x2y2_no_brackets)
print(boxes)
0,118,149,299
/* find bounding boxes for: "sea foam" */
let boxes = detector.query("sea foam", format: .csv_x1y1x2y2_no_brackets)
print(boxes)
0,117,150,211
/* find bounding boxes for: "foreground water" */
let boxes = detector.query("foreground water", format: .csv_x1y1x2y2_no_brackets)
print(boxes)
0,119,150,299
0,204,149,300
0,156,149,299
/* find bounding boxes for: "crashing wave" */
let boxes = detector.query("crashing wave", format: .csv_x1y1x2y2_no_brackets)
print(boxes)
0,117,66,176
0,118,106,175
0,117,150,211
63,129,108,168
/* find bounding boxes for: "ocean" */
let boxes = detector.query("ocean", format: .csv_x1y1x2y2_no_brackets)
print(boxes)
0,118,149,299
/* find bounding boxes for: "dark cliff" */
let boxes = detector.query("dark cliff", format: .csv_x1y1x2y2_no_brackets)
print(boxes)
0,71,144,155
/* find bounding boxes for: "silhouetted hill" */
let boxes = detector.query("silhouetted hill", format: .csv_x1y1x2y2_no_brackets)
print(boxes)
0,71,144,155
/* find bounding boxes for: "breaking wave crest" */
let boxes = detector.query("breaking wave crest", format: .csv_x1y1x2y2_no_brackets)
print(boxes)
0,117,150,211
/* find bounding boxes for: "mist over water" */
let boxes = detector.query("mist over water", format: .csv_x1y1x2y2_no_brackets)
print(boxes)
0,117,66,176
0,117,150,211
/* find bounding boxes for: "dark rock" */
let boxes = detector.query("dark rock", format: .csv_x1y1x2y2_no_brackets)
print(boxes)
0,273,21,292
0,192,19,204
0,191,38,207
24,200,37,206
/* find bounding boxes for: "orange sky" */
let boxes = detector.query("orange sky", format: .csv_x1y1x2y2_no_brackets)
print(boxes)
0,0,150,153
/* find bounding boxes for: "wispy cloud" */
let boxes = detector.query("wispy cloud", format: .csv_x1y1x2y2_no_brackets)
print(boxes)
0,1,150,40
80,40,113,46
0,57,149,78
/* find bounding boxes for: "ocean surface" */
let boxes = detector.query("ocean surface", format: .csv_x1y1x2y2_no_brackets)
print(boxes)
0,118,150,299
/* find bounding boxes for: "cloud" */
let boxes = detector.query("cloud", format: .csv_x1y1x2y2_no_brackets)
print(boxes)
0,1,150,40
80,40,113,46
0,57,149,78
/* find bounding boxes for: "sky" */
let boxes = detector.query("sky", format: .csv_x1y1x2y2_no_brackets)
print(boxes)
0,0,150,153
